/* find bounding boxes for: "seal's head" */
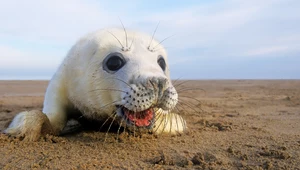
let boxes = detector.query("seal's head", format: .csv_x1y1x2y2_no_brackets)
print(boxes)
67,28,178,131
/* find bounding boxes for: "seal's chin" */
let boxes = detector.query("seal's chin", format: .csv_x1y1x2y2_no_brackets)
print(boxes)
116,106,155,128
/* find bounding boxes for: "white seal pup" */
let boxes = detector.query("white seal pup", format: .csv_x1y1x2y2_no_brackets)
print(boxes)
4,28,187,141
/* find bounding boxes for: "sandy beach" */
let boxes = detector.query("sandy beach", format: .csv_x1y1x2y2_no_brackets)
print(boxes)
0,80,299,169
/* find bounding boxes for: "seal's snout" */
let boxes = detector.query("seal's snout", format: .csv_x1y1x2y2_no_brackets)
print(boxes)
118,75,178,127
123,76,177,112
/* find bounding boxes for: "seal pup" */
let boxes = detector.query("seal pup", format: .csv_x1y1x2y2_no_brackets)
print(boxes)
4,28,187,141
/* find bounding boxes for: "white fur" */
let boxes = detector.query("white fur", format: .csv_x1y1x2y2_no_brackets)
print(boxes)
5,28,187,141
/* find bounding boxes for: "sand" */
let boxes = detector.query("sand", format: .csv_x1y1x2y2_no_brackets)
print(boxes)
0,80,299,169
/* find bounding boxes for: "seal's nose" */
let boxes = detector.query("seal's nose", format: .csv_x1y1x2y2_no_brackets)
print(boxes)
148,77,168,98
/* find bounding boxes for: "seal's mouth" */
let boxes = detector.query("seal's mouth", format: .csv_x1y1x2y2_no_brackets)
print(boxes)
117,106,155,128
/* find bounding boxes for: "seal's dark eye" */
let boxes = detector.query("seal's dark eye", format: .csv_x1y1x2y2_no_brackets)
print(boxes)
157,56,166,71
103,52,126,73
106,56,125,71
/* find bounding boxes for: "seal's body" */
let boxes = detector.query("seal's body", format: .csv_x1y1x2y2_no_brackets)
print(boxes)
5,28,186,141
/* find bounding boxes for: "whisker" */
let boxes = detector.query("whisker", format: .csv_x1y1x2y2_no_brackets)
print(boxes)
116,115,125,142
176,105,187,131
104,112,118,142
148,21,160,50
106,77,133,89
175,106,182,134
178,100,200,113
107,31,124,49
176,87,206,94
176,101,190,113
97,100,122,111
152,46,173,52
99,112,117,132
88,88,127,94
177,100,203,115
180,114,186,133
129,34,135,50
169,112,173,134
172,77,182,85
180,96,204,112
119,112,130,140
172,78,188,92
152,109,163,129
153,34,175,50
155,113,168,135
179,95,203,105
152,110,165,134
173,80,191,88
174,112,180,134
118,17,128,48
133,111,136,137
161,114,168,133
174,105,189,117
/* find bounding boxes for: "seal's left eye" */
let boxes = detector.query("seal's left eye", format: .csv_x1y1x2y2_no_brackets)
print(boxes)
103,53,126,73
157,56,166,71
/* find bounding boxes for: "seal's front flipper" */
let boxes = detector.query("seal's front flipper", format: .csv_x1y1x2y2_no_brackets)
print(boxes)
4,110,54,141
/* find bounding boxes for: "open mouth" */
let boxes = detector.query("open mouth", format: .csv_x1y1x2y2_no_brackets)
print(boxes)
118,106,155,128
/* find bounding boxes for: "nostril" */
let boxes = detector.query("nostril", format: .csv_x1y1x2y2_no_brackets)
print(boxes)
158,77,168,87
150,77,168,98
160,78,168,87
148,79,155,88
148,77,167,88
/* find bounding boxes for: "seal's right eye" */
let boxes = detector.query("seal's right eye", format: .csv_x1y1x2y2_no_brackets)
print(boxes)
103,53,126,73
157,56,166,71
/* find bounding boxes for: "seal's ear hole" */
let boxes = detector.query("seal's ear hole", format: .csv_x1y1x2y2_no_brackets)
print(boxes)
103,52,126,73
157,56,166,71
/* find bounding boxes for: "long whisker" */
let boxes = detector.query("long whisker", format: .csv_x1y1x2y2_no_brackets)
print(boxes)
98,100,122,110
169,112,173,134
104,112,118,142
174,106,186,134
174,111,180,134
148,21,160,50
88,88,127,94
107,31,124,49
152,109,164,129
180,115,186,133
161,114,168,133
178,102,204,114
132,111,136,137
172,77,182,85
177,100,200,114
118,17,128,48
99,112,117,132
122,119,127,138
154,112,168,135
153,34,175,50
177,100,202,115
116,115,125,142
179,95,203,105
174,105,190,118
176,87,206,94
106,77,133,89
173,80,191,88
152,110,165,134
152,46,173,52
176,105,187,131
129,34,135,50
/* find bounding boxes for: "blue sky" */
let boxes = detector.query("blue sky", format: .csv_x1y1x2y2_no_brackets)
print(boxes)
0,0,299,80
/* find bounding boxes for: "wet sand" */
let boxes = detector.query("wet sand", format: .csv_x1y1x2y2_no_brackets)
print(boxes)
0,80,299,169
